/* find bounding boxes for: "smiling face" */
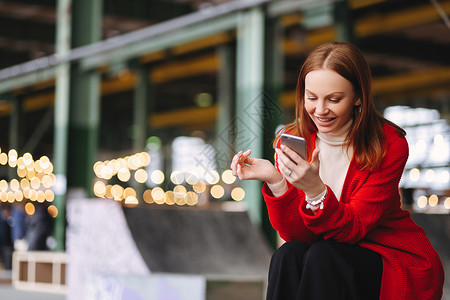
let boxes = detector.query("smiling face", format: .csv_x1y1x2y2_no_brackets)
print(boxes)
304,69,361,134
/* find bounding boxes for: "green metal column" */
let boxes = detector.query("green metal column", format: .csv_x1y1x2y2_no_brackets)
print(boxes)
334,0,354,42
132,62,149,199
9,97,19,152
235,8,265,224
216,43,235,173
8,95,21,180
132,63,148,154
68,0,102,195
262,16,284,248
53,0,71,251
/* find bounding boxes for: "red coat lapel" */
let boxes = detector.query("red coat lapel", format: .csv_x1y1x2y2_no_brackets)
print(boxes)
310,132,371,204
339,159,370,204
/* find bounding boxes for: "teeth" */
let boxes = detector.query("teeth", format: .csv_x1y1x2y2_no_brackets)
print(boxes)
317,117,333,122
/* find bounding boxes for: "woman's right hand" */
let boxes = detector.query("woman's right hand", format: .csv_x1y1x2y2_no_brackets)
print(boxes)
230,149,283,184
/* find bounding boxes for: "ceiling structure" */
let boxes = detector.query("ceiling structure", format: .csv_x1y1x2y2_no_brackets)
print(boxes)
0,0,449,157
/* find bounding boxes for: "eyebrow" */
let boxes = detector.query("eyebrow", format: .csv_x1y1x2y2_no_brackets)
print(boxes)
305,89,345,97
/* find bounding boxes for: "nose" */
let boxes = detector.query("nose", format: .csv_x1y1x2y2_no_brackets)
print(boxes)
315,100,329,115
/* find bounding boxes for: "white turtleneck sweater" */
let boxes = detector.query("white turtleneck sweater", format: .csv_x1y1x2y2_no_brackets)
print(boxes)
269,120,354,201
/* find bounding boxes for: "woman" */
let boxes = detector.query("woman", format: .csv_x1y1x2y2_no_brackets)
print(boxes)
230,42,444,300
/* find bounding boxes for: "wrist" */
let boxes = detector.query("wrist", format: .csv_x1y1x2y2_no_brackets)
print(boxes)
266,174,284,185
305,184,327,199
305,188,327,210
267,177,288,197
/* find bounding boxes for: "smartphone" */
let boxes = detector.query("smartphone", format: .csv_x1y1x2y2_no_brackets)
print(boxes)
280,133,307,160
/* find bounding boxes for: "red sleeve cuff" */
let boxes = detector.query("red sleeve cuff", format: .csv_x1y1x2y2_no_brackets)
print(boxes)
300,185,341,226
262,181,300,208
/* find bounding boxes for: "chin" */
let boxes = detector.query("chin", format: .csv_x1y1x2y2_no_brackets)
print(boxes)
314,123,334,133
317,128,333,134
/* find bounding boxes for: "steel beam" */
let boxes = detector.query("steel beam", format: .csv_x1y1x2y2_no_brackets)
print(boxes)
8,95,20,180
262,16,285,248
334,0,354,42
215,44,235,173
131,62,149,198
0,64,57,95
235,7,265,224
1,0,449,94
53,0,71,251
267,0,339,17
132,64,149,153
0,0,271,93
67,0,102,196
79,14,240,71
22,107,54,154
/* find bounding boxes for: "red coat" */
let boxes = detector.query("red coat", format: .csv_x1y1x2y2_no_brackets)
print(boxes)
263,124,444,300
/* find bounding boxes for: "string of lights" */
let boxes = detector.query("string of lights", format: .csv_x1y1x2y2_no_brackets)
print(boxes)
92,151,245,207
0,148,58,218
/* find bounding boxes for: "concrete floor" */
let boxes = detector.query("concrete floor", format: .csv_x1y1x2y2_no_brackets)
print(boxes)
0,270,65,300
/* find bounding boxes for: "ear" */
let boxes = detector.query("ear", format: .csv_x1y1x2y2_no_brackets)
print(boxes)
354,98,362,106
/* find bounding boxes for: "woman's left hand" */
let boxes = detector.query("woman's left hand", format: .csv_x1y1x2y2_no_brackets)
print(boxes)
276,145,326,198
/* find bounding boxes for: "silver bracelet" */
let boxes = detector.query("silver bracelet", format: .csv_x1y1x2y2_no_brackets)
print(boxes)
305,189,327,210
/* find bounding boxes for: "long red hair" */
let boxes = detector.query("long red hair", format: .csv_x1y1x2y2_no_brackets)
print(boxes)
275,42,405,170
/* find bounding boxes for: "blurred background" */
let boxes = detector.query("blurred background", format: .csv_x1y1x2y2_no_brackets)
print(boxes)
0,0,448,299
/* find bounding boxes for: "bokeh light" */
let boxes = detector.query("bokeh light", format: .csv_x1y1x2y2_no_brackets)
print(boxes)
143,189,154,203
0,150,56,204
409,168,420,182
173,185,187,198
48,205,58,218
231,187,245,201
94,181,107,198
222,169,236,184
124,196,139,207
417,196,427,208
185,191,198,206
193,181,206,193
25,203,35,215
164,191,175,205
444,197,450,210
135,169,148,183
117,168,131,182
424,169,435,183
428,194,439,207
205,170,220,185
170,170,185,185
211,185,225,199
151,187,165,204
151,170,165,185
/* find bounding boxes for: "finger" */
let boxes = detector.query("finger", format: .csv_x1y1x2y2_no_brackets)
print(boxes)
236,163,242,178
275,148,289,169
275,149,292,176
230,152,239,170
280,144,305,164
236,149,253,167
236,162,248,180
280,144,297,160
276,148,298,169
310,148,320,167
231,164,238,176
230,151,243,175
240,149,252,162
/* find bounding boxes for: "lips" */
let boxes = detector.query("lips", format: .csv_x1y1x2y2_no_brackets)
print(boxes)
316,117,335,122
315,115,336,125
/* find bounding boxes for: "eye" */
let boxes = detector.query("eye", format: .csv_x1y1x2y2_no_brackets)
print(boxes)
329,98,341,103
306,96,317,101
